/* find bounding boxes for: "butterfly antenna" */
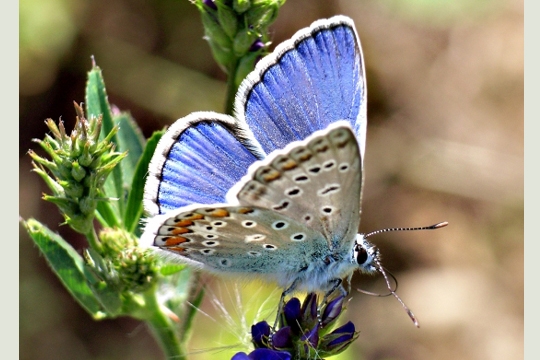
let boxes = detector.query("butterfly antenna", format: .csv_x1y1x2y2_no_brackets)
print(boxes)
363,221,447,328
356,268,399,297
375,256,420,328
364,221,448,239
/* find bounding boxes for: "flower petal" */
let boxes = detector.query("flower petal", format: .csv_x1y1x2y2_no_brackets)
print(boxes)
251,321,271,348
271,326,293,349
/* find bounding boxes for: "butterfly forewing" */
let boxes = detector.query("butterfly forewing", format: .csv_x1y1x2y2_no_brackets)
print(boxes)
231,122,362,250
236,16,366,155
143,112,264,216
149,206,329,275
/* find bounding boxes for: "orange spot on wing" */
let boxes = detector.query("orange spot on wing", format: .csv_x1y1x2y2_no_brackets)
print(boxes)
210,208,230,217
165,236,188,246
171,227,191,235
186,213,204,221
238,207,255,214
263,171,281,182
281,159,298,170
175,219,194,227
170,246,187,254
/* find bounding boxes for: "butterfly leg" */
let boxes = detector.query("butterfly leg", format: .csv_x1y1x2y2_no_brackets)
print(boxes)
273,279,301,331
319,278,348,325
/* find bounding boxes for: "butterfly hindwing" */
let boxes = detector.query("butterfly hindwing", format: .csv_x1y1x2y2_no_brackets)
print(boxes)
228,122,362,250
143,205,329,276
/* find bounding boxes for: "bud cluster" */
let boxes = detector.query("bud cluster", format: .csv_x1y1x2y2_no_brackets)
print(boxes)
97,228,158,294
194,0,286,85
29,103,126,234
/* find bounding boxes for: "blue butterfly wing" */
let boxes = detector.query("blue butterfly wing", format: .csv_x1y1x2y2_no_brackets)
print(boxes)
144,112,264,215
144,16,366,230
235,16,367,159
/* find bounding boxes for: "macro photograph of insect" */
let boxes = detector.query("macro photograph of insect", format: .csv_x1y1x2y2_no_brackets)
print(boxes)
20,0,523,359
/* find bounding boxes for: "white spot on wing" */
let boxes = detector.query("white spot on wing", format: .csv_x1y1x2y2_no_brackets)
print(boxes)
245,234,266,243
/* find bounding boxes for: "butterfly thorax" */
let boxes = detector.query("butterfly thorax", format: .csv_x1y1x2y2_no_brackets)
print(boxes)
273,250,359,293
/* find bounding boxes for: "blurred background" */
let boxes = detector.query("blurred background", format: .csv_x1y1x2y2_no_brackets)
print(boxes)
19,0,523,359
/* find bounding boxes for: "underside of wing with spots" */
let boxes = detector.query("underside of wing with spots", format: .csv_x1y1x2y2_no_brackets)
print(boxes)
228,121,363,249
141,121,363,272
142,205,332,274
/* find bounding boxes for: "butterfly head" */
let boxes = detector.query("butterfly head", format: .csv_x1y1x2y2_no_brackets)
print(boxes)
353,235,380,274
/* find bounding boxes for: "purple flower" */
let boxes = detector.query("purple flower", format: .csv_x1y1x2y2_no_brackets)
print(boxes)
271,326,293,349
252,321,271,348
232,348,291,360
320,321,359,354
203,0,217,11
320,295,345,327
249,39,265,52
281,297,301,332
234,293,359,359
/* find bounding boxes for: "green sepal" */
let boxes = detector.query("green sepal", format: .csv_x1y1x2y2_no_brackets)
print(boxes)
233,27,258,57
234,51,261,88
217,4,238,39
201,9,232,50
245,1,281,28
207,39,234,72
124,130,164,234
22,218,106,319
83,248,124,317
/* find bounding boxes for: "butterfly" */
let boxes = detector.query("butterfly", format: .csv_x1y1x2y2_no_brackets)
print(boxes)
140,15,444,327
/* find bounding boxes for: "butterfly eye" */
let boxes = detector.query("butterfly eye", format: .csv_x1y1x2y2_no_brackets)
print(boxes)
356,246,369,265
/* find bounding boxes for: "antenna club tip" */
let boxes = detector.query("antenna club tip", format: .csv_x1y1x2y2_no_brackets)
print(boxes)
434,221,449,228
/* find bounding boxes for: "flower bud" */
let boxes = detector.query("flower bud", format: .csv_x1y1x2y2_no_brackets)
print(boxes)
233,0,251,13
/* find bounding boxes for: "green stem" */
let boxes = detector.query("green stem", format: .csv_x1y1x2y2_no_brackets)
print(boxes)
179,273,204,351
85,226,103,253
224,60,239,115
144,290,186,360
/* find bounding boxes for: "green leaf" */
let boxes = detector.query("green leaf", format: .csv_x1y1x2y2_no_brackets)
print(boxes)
159,263,186,276
124,130,164,234
85,60,115,146
85,61,124,219
22,218,105,318
95,196,121,228
114,111,146,187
